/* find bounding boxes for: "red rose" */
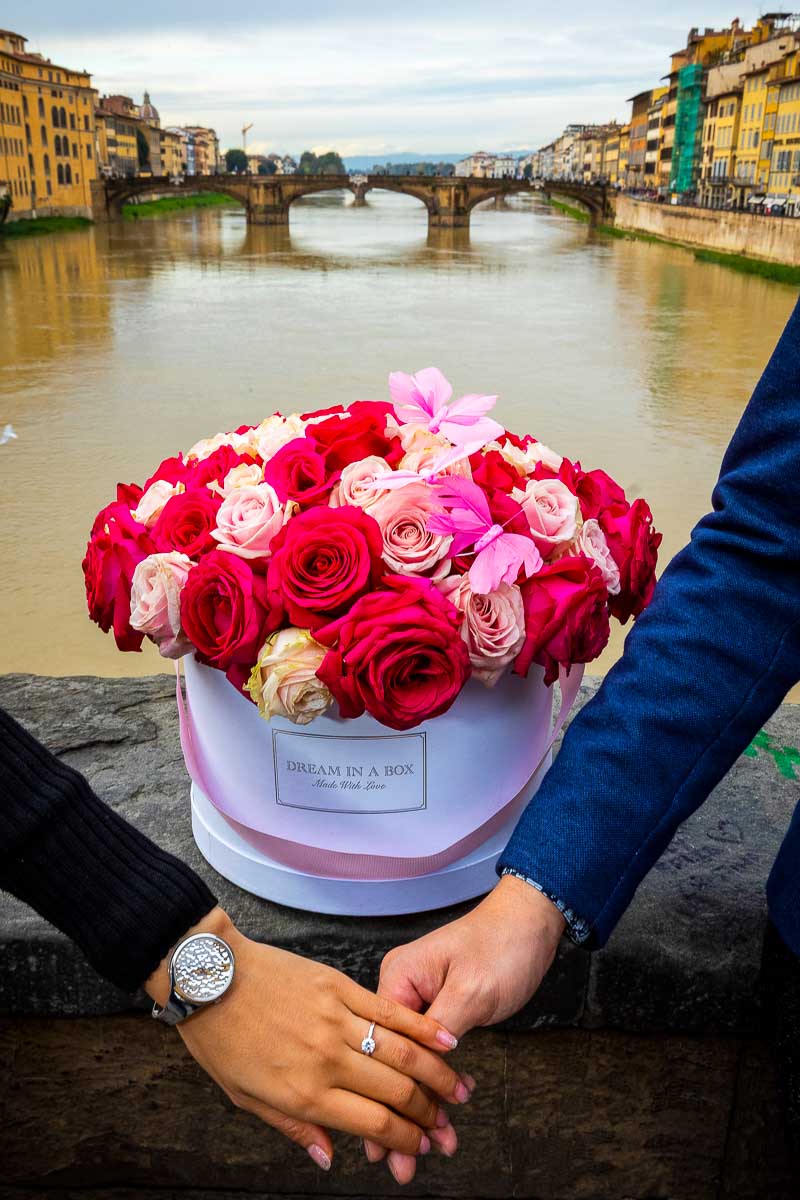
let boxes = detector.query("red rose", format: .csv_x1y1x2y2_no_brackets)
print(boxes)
262,438,335,508
316,575,471,730
152,488,222,558
601,499,662,624
306,401,403,472
514,556,610,685
192,446,258,490
83,503,154,652
144,455,190,490
469,448,525,494
267,506,383,629
180,550,277,681
530,458,626,522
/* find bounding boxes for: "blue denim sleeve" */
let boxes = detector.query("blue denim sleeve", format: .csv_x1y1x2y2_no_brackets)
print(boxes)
497,297,800,948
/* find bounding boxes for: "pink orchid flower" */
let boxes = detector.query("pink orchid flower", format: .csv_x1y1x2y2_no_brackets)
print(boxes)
427,476,542,594
388,367,504,449
366,444,475,491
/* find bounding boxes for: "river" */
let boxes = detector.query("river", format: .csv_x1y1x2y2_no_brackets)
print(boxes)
0,190,796,688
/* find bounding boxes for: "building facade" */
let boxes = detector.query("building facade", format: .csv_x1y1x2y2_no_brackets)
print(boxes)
0,28,97,220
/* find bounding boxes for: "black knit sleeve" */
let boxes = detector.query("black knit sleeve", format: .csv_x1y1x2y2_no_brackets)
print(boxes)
0,706,217,992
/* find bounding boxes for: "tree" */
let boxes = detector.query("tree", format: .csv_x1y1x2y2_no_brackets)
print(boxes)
299,150,318,175
258,159,277,176
225,148,248,174
136,128,150,171
316,150,346,175
523,163,533,180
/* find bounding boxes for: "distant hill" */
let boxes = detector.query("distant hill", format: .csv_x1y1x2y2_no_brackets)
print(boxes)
342,153,466,171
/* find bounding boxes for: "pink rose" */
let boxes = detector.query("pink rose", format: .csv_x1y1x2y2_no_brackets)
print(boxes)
440,575,525,687
559,518,620,595
370,483,452,578
514,477,580,556
329,456,392,511
129,552,194,658
131,479,185,528
514,556,610,684
212,483,291,560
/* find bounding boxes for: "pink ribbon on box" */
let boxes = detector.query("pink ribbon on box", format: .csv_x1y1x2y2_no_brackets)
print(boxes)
175,662,584,881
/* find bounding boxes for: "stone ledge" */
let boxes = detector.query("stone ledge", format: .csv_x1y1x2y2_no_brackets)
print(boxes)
1,672,798,1035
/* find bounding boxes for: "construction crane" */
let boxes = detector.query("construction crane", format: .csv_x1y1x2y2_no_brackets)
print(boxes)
242,123,253,157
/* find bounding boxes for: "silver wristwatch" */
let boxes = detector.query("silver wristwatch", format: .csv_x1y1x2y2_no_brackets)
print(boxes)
151,931,236,1025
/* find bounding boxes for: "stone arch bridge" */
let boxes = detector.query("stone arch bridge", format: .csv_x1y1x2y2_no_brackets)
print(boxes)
91,173,539,231
536,179,614,223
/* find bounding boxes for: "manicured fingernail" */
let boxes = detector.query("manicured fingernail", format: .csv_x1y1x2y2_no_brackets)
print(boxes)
419,1135,431,1155
307,1145,331,1171
455,1081,471,1103
364,1141,383,1163
462,1072,477,1093
436,1029,458,1049
436,1107,450,1128
431,1126,458,1157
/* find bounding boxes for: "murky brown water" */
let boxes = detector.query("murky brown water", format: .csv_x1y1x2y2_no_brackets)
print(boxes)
0,190,796,688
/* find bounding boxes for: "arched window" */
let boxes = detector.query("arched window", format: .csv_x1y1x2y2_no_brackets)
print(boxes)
72,142,77,158
54,133,61,156
51,104,58,125
38,97,44,118
40,125,47,147
70,113,75,129
64,163,72,184
43,153,51,176
59,107,67,127
57,163,64,184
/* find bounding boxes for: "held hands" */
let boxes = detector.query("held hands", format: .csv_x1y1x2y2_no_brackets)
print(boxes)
144,908,466,1172
362,875,566,1182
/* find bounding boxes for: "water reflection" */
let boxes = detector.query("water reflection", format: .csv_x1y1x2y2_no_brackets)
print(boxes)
0,191,796,682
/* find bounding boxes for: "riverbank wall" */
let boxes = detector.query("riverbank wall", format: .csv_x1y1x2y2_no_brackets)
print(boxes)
612,194,800,266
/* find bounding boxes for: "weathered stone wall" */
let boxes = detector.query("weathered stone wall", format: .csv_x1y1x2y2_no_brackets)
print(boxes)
614,194,800,265
1,671,799,1198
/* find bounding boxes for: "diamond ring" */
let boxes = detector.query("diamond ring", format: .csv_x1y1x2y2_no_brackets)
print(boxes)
361,1021,377,1055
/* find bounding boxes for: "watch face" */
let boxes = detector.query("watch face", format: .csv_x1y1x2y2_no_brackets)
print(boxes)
172,934,235,1005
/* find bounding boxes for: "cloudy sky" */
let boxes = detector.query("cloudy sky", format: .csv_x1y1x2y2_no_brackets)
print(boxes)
8,3,773,157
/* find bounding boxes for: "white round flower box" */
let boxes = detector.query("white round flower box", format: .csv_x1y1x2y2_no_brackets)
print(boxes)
181,654,570,915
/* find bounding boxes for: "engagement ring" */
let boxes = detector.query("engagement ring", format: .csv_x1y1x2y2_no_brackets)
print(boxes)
361,1021,377,1055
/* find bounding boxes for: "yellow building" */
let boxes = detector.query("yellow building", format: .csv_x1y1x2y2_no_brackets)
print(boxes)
768,48,800,215
94,105,138,178
617,123,630,184
698,85,741,208
160,126,186,176
0,29,97,220
733,64,771,203
644,86,668,189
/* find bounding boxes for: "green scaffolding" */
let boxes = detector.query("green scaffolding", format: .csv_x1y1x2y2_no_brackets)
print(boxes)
670,63,704,194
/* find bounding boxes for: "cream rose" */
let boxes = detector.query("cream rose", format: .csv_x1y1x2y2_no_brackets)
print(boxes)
398,444,473,481
572,518,621,594
440,575,525,687
210,461,265,497
370,482,452,578
131,479,185,527
253,413,307,461
329,455,392,510
129,552,194,659
211,482,291,559
490,438,563,475
247,628,332,725
513,477,580,556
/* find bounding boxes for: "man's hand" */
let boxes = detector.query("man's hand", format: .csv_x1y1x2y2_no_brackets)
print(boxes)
364,876,566,1183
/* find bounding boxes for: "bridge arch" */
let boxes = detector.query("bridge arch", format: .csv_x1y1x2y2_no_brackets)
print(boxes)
96,174,250,219
464,180,533,212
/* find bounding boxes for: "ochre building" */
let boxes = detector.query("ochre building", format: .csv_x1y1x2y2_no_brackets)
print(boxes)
0,29,97,220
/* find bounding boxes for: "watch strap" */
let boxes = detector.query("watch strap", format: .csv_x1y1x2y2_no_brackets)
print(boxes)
151,992,200,1025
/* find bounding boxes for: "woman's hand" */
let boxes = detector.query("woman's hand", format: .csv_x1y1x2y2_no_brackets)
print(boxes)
145,908,465,1171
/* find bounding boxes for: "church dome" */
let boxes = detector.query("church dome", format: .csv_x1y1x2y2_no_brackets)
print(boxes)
140,91,160,125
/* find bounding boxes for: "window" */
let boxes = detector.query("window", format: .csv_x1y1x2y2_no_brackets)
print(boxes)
44,153,50,176
46,179,52,195
59,106,66,127
57,163,64,184
70,113,75,129
22,94,28,116
40,125,47,147
83,115,89,131
54,133,61,156
25,122,30,144
38,97,44,118
86,143,92,159
64,163,72,184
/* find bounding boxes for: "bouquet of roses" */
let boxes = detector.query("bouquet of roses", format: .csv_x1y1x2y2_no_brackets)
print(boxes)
84,368,661,731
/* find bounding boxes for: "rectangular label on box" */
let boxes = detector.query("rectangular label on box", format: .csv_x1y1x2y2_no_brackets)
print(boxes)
272,729,427,814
